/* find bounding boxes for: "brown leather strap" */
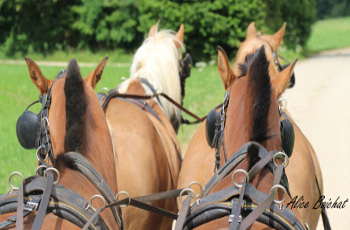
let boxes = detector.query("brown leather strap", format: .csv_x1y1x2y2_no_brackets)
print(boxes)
15,181,24,230
31,170,54,230
102,90,206,124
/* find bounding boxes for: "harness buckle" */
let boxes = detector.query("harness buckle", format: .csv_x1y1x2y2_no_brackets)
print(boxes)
228,214,242,223
24,201,39,212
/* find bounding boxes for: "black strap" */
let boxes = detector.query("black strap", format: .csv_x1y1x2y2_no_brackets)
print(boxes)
315,176,331,230
64,152,123,229
102,90,206,124
175,195,192,230
240,164,284,229
229,181,246,230
31,170,54,229
82,207,103,230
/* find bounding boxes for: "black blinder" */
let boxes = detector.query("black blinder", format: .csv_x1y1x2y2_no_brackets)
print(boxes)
282,64,296,88
280,119,295,158
205,109,220,148
16,102,41,149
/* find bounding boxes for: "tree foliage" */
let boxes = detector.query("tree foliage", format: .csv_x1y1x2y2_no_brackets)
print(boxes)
0,0,317,61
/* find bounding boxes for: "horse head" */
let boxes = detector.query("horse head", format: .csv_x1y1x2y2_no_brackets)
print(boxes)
218,45,296,163
118,23,190,132
231,22,288,90
18,57,120,228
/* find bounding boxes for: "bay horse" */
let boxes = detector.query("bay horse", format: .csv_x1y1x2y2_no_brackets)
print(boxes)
178,23,323,229
96,23,187,230
177,46,308,229
0,58,120,229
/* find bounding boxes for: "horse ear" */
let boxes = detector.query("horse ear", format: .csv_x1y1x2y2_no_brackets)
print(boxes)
174,23,184,48
271,22,286,50
271,58,297,97
148,24,157,37
84,56,108,89
217,46,235,90
246,22,257,39
25,57,53,95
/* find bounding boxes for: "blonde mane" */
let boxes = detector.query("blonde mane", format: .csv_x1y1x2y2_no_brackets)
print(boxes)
119,27,183,125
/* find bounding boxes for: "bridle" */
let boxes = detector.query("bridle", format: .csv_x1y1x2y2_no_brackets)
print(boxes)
175,77,307,229
1,71,123,229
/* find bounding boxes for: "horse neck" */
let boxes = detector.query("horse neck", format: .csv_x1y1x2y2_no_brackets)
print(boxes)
223,79,281,164
81,89,118,192
129,38,182,122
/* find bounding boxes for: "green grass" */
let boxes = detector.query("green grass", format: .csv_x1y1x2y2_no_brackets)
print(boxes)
1,16,350,193
306,16,350,53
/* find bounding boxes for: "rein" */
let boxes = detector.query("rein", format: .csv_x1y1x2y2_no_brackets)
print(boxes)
101,89,206,124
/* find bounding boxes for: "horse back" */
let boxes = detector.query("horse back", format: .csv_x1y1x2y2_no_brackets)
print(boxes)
105,98,180,230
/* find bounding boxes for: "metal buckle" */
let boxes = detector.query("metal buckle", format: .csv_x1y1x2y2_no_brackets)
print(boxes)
228,214,242,223
24,201,39,211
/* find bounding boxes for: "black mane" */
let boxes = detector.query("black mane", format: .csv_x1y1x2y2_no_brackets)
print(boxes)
64,59,87,153
245,46,272,143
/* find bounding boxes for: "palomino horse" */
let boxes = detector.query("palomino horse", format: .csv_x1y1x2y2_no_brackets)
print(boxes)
178,23,323,229
177,46,307,229
0,58,120,229
97,24,187,229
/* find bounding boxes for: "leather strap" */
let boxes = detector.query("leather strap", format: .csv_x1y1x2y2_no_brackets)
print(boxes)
31,170,54,229
240,164,284,229
82,207,103,230
64,152,123,229
15,181,24,230
102,90,205,123
175,195,192,230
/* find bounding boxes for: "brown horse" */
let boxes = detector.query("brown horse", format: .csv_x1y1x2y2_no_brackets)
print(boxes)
0,58,119,229
233,22,323,229
178,46,307,229
97,24,186,230
178,23,323,229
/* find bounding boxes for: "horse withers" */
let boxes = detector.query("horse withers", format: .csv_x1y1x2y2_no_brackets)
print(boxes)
0,57,120,229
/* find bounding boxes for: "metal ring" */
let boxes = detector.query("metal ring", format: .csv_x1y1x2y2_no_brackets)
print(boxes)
44,167,60,185
273,151,289,168
115,191,131,208
8,171,24,191
36,165,47,176
179,188,196,206
270,184,287,205
231,169,249,188
36,146,48,162
86,195,106,212
41,117,50,128
278,98,287,111
188,181,203,199
102,87,110,94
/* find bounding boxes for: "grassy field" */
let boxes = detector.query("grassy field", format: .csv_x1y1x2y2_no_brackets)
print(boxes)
1,16,350,193
305,16,350,53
